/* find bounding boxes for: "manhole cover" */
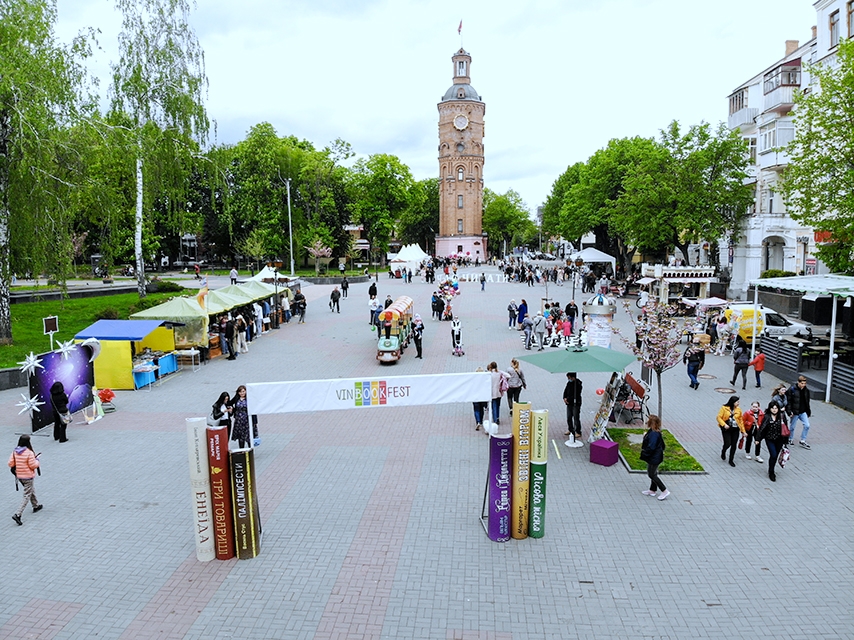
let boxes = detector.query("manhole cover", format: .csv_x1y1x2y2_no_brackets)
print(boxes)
715,387,737,394
698,374,716,379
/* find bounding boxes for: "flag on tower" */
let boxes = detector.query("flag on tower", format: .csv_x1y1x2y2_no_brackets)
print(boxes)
458,20,462,35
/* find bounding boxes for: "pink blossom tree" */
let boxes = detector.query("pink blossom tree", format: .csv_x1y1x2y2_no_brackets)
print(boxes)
305,239,333,276
612,299,687,418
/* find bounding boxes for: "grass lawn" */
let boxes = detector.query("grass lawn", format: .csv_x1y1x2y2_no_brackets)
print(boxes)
607,428,705,473
0,291,187,369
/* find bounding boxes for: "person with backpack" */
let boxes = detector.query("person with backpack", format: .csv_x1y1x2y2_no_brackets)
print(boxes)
730,338,751,390
640,415,669,501
9,434,42,525
487,362,509,426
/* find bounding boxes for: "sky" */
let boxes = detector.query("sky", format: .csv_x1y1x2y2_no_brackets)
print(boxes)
55,0,818,214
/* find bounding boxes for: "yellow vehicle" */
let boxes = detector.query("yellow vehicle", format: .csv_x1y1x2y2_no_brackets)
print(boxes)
724,304,811,344
376,296,414,363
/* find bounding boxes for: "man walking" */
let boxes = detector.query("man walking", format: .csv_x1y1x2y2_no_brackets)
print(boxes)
785,376,812,449
329,287,341,313
683,340,705,389
480,273,486,291
341,276,349,298
730,338,750,390
229,266,238,285
532,311,546,351
563,372,583,443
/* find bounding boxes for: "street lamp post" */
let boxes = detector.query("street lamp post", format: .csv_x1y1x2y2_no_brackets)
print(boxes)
285,178,295,277
272,268,280,329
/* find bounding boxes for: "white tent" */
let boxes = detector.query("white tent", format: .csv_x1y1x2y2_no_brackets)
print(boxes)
389,244,429,273
251,265,293,284
571,248,616,274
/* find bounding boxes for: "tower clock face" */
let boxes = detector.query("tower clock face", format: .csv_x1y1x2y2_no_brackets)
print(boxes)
453,114,469,130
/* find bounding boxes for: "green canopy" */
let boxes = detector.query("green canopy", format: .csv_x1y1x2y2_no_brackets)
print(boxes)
130,296,209,347
215,284,261,304
518,345,636,373
238,280,277,300
207,289,252,312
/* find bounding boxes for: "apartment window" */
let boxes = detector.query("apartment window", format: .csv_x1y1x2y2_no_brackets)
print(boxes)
457,219,463,233
763,63,801,94
830,10,840,45
729,89,748,115
760,123,776,153
768,188,775,214
748,138,757,163
457,195,464,209
848,2,854,37
457,167,464,181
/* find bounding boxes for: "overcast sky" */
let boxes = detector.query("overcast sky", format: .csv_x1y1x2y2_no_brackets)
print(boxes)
56,0,817,213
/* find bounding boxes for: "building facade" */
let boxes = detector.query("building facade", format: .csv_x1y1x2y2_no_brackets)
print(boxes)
724,0,851,298
435,48,488,259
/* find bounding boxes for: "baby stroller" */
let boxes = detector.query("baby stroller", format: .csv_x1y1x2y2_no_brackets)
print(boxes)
451,318,464,356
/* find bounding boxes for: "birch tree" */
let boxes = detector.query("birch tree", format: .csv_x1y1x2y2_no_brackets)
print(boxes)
110,0,208,297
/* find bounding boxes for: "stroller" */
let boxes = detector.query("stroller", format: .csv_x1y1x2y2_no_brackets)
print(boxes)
451,318,464,356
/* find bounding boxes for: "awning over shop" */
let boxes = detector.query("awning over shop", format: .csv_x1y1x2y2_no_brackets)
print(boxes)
75,319,174,341
636,277,657,286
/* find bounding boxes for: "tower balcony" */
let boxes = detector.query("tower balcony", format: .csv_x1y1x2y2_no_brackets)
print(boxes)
728,107,758,131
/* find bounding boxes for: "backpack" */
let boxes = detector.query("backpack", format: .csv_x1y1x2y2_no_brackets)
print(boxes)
499,373,510,395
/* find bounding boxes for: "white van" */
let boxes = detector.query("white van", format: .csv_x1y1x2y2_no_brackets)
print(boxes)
725,304,812,343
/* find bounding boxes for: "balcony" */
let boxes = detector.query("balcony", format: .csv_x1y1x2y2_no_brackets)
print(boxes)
728,107,758,131
764,85,797,113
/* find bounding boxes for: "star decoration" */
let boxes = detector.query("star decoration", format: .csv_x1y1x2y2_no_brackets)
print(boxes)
56,339,77,360
18,352,44,376
16,393,45,415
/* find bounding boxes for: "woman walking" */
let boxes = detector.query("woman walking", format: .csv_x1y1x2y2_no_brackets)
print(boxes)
758,402,788,482
505,359,527,413
487,362,509,426
716,395,743,467
516,299,528,330
208,391,233,438
50,381,70,443
741,401,764,463
9,434,42,525
640,415,669,501
229,385,251,449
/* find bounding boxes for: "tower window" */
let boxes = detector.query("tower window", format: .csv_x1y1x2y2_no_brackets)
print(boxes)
457,195,464,209
456,143,464,153
458,219,464,233
457,167,464,181
458,61,466,76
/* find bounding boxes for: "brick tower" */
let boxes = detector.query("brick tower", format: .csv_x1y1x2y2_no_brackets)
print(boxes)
435,48,487,259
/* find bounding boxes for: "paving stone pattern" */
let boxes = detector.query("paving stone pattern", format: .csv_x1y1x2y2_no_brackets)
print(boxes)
0,269,852,639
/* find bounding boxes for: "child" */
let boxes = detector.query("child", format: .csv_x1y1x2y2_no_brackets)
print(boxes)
749,348,765,389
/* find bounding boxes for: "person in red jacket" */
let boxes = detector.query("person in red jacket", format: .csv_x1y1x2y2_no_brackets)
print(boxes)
8,434,42,525
741,401,765,463
749,348,766,389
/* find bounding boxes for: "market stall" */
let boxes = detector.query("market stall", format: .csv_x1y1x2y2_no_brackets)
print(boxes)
75,319,182,390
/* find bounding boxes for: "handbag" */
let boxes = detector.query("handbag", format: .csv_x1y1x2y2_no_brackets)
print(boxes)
779,446,790,468
781,422,791,438
60,411,73,425
499,374,510,395
738,434,744,449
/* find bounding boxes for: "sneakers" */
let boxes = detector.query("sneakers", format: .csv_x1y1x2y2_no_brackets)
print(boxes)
755,456,763,463
745,454,752,460
12,514,22,526
788,440,794,446
800,440,811,450
32,505,43,513
642,490,656,496
657,490,670,501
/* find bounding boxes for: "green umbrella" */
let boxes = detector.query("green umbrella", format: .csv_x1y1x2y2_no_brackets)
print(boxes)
518,345,636,373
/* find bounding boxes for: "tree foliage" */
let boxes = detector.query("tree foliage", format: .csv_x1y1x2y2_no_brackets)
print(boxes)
0,0,92,342
780,38,854,274
482,188,533,252
110,0,209,296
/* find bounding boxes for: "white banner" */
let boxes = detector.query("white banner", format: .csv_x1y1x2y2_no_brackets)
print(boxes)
247,372,492,415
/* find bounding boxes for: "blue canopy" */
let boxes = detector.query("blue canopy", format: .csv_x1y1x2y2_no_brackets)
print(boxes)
74,319,173,341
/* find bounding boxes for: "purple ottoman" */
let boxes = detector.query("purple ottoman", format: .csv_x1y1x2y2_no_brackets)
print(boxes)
590,439,619,467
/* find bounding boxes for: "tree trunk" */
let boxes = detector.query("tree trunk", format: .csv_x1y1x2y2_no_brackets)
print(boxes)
0,111,12,343
656,370,663,418
135,155,146,298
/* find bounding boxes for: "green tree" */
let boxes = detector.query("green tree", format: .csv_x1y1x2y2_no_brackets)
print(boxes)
482,188,533,255
0,0,92,342
541,162,583,241
613,121,752,266
348,154,413,277
398,178,439,252
110,0,209,297
780,38,854,274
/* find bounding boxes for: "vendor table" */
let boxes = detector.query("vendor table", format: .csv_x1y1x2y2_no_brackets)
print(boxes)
176,349,201,372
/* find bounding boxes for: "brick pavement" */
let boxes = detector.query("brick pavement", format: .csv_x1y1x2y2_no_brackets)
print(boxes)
0,266,852,639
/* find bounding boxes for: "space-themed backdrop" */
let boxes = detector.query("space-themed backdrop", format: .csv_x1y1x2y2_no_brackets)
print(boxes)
28,346,95,432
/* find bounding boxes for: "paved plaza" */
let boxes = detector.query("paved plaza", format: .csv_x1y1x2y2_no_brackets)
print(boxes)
1,267,852,640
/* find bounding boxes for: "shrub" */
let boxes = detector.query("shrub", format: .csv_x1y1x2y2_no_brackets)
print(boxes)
95,307,119,320
760,269,797,279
